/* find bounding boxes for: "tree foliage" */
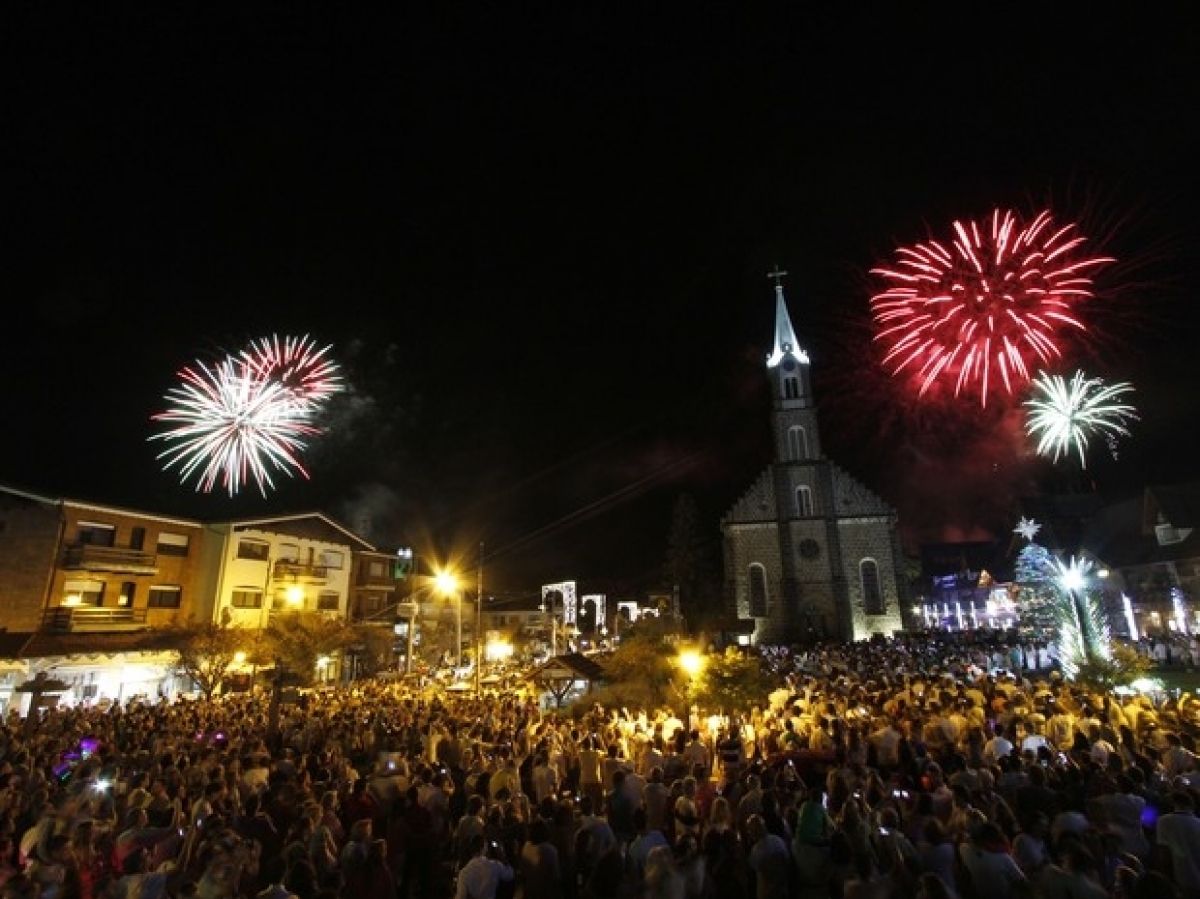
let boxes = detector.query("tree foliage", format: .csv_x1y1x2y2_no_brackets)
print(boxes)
665,493,720,618
1013,542,1059,642
692,647,771,713
1072,642,1155,690
260,612,361,685
170,620,245,701
583,635,685,712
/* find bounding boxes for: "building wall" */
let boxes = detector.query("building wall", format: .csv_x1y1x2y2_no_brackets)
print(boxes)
0,492,208,633
48,506,207,628
213,525,356,633
0,493,63,631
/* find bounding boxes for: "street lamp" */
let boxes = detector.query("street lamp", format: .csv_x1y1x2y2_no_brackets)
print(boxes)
678,649,703,679
434,569,462,669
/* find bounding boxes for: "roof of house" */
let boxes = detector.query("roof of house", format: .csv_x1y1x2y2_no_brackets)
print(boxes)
530,651,607,682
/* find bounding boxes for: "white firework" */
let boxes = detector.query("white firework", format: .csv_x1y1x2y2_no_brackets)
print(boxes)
1024,371,1137,468
151,356,318,496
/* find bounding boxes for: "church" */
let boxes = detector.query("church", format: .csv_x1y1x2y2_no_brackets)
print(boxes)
721,275,907,644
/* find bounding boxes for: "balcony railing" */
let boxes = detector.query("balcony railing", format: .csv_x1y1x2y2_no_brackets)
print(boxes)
272,560,329,583
44,606,150,633
355,570,399,588
62,544,158,575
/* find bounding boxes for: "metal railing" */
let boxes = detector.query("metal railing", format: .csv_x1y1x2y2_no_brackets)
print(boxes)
272,560,329,581
62,544,158,574
44,606,150,632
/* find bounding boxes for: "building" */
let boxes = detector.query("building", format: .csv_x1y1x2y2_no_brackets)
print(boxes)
721,277,907,643
0,483,216,712
1080,483,1200,638
0,483,394,708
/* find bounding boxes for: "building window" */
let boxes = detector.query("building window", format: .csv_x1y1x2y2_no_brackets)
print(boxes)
784,376,800,400
118,582,136,607
362,595,381,613
236,539,270,561
321,550,344,570
63,579,105,606
318,592,340,611
156,532,190,557
278,543,300,563
368,560,387,578
861,559,884,616
148,586,183,608
231,589,263,609
787,426,809,460
130,527,146,550
749,564,768,618
76,522,116,547
796,485,813,517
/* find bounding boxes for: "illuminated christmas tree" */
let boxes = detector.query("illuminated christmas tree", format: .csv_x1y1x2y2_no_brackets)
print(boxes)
1012,518,1059,642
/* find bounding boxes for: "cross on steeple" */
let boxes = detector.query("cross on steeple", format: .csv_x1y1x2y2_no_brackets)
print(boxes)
767,265,788,289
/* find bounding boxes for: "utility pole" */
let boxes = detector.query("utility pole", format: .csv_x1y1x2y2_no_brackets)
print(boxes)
475,542,484,697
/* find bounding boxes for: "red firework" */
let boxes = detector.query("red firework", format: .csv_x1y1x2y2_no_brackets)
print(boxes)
870,209,1113,406
241,334,343,408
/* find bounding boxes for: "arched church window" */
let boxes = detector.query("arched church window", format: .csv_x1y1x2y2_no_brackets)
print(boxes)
787,426,808,461
748,564,768,618
796,485,813,517
861,559,884,616
784,376,800,400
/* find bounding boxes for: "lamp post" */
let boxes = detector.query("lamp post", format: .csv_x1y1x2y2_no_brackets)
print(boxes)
435,569,461,669
475,542,484,697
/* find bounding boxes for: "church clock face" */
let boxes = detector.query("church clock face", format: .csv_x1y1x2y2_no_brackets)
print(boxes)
782,358,797,372
798,538,821,560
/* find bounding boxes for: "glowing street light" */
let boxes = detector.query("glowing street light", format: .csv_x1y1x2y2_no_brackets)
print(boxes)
678,649,703,678
435,569,462,668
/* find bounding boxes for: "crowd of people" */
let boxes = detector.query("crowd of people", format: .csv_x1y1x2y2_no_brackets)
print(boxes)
0,632,1197,899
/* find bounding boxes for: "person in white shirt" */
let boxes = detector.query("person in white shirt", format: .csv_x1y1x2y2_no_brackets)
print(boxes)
983,723,1015,765
455,833,514,899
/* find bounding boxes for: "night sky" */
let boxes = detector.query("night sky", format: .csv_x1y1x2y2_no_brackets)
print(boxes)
4,6,1198,595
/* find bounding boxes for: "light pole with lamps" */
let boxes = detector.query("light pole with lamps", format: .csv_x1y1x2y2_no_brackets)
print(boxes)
434,569,462,669
474,542,484,697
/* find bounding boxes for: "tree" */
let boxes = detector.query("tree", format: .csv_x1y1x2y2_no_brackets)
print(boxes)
171,621,245,701
664,493,720,621
1072,641,1154,691
583,634,682,712
260,612,361,686
1012,542,1059,642
693,647,771,714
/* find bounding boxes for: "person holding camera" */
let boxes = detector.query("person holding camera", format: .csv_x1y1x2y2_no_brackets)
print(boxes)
454,833,514,899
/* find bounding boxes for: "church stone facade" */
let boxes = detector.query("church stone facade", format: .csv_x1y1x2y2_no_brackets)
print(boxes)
721,280,907,644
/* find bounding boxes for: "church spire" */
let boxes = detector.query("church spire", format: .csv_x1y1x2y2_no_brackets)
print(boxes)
765,266,809,368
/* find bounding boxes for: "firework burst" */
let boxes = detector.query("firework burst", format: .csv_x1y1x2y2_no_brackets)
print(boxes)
151,357,320,496
241,334,343,408
871,209,1114,406
1023,370,1137,468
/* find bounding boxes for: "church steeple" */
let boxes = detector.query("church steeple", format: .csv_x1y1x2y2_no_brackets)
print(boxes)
766,266,808,371
763,268,821,463
765,267,814,410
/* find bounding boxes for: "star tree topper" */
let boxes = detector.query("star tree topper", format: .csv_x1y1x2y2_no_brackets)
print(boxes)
1014,517,1042,542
